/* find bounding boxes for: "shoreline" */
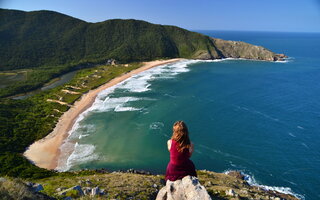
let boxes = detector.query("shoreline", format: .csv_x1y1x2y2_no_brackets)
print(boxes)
23,58,184,170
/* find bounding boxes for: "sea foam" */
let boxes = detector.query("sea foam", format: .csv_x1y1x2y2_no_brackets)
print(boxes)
224,170,305,200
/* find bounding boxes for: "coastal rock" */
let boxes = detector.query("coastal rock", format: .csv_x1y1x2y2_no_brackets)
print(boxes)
91,186,100,196
210,38,287,61
156,176,212,200
226,171,245,180
82,187,92,195
225,188,236,197
58,185,84,197
25,182,44,192
32,183,44,192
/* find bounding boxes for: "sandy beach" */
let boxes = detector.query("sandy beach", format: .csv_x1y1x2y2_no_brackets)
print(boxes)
24,58,183,170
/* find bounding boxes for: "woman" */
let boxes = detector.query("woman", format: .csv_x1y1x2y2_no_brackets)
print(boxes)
165,121,197,181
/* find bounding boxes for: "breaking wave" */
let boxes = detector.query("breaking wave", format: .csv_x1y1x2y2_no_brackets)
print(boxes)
224,170,304,200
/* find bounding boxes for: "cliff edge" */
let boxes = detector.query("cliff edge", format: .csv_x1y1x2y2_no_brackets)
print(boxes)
0,170,300,200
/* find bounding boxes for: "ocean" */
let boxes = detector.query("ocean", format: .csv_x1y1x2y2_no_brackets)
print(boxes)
57,31,320,199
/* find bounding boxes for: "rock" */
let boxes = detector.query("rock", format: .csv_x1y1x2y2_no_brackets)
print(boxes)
85,179,92,185
226,188,236,196
156,176,211,200
91,186,100,196
82,187,92,195
56,188,62,192
205,181,212,187
32,183,44,192
26,182,34,187
153,184,158,188
100,189,106,195
0,177,6,182
226,171,245,180
72,185,84,196
58,185,84,197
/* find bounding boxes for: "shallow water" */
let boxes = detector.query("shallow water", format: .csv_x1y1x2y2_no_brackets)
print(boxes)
58,31,320,199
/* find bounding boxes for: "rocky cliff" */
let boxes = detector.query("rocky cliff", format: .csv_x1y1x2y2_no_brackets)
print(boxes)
0,170,300,200
195,38,287,61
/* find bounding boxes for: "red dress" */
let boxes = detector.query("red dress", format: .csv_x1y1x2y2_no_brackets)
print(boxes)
165,139,197,181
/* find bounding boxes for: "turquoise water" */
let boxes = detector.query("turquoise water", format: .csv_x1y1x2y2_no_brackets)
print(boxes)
58,31,320,199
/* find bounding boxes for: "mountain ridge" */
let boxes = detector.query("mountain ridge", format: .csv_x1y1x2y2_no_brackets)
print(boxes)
0,8,286,71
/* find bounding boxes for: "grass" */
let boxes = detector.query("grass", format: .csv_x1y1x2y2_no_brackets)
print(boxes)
0,177,51,200
35,172,163,199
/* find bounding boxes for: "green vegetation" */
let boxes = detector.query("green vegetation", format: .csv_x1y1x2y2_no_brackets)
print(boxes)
0,9,282,97
0,8,220,97
0,170,298,200
38,172,163,199
0,9,217,71
0,63,141,179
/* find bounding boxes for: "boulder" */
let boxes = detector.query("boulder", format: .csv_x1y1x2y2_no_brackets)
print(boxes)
156,176,211,200
82,187,92,195
91,186,100,196
226,171,244,180
58,185,84,197
225,188,236,196
72,185,84,196
33,183,44,192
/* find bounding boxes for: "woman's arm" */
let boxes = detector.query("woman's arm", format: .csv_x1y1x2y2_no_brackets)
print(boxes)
189,142,194,157
167,140,172,151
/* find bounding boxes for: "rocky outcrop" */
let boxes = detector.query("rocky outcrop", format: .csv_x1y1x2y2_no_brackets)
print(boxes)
0,170,301,200
201,170,299,200
0,178,53,200
194,37,288,62
156,176,211,200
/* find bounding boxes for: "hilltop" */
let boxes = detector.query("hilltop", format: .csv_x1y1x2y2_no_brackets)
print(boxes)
0,8,286,97
0,8,284,70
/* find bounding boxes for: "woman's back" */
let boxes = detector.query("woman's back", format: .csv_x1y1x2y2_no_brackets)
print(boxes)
169,139,190,165
165,138,197,181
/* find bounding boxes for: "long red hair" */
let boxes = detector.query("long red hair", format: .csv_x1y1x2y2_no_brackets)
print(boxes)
171,121,191,152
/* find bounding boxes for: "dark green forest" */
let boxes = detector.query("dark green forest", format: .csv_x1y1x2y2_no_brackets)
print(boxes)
0,9,219,71
0,9,282,97
0,8,223,97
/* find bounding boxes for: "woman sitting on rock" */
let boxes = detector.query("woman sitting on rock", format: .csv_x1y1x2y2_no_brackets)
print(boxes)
165,121,197,181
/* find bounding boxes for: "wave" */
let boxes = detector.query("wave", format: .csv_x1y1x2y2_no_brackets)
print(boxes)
66,143,99,170
90,96,142,113
201,57,292,63
57,142,99,171
224,170,304,200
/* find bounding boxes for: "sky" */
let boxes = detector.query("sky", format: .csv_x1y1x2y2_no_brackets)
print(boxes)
1,0,320,32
